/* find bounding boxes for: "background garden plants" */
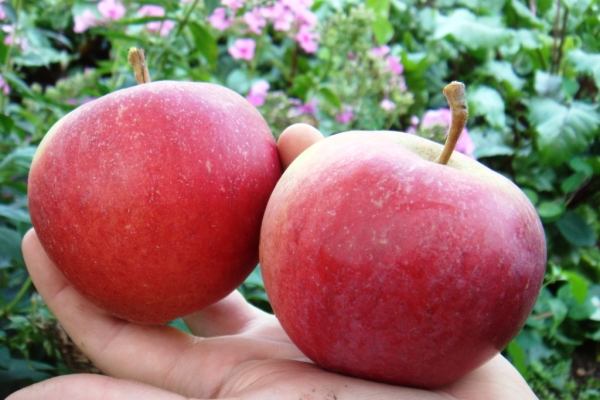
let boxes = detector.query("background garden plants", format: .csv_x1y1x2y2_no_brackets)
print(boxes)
0,0,599,398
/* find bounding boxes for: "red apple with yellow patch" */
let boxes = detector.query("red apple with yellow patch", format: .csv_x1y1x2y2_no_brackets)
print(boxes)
259,83,546,388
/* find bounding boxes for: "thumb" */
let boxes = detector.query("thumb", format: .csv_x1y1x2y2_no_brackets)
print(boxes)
277,123,324,170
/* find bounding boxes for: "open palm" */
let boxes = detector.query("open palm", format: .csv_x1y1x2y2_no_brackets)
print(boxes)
10,125,537,400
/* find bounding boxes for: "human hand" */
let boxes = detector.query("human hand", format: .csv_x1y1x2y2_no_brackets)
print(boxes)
9,124,538,400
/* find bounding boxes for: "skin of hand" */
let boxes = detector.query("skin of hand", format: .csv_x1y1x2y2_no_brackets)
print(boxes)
9,124,538,400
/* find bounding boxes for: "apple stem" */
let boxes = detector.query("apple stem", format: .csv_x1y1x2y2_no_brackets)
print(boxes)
434,81,468,165
127,47,151,84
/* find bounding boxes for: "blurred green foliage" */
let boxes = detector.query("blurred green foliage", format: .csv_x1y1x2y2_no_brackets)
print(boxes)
0,0,599,397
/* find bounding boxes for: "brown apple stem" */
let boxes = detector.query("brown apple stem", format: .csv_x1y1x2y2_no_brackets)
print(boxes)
434,81,468,165
127,47,151,84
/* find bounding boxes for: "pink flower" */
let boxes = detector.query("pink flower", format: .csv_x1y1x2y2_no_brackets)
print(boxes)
455,130,476,158
246,80,270,107
281,0,313,13
163,20,176,35
386,55,404,75
137,5,175,36
0,6,5,21
290,98,318,116
2,25,28,50
138,5,165,19
243,8,266,34
297,98,317,114
207,8,233,31
336,105,354,124
74,9,100,33
295,25,318,53
295,8,317,28
406,115,419,134
370,45,390,57
97,0,126,21
222,0,244,9
261,3,294,32
421,108,452,128
228,38,256,61
392,75,407,92
421,108,475,157
0,73,10,95
380,99,396,111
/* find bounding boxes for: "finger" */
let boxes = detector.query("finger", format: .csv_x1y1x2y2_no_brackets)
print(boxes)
182,290,265,337
437,354,537,399
183,290,293,343
22,230,206,395
6,374,191,400
277,123,324,170
23,230,302,397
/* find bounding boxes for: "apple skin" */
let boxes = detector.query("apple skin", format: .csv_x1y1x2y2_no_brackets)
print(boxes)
260,131,546,388
28,81,282,324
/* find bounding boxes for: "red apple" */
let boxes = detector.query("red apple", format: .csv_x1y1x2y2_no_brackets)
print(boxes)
28,81,282,324
259,130,546,388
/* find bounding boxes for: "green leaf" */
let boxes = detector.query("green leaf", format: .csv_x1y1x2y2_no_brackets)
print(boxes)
0,115,15,134
506,341,528,378
528,98,600,166
510,0,545,29
319,86,342,110
533,71,562,98
434,9,514,50
367,0,393,45
0,2,17,23
560,171,588,194
586,156,600,175
0,369,51,383
372,17,393,45
96,30,142,44
469,128,514,158
589,328,600,340
3,73,38,99
0,205,31,224
0,146,36,171
226,69,250,94
568,157,594,176
188,21,218,68
168,318,192,334
536,201,566,222
556,211,596,247
548,298,568,328
566,49,600,88
521,188,539,205
468,86,506,129
0,227,23,264
243,266,265,288
480,60,525,91
563,271,589,305
515,29,539,50
589,286,600,321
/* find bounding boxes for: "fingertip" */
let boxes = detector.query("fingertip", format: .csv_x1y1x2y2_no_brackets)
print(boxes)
277,123,324,170
21,228,59,294
183,290,263,337
22,228,38,254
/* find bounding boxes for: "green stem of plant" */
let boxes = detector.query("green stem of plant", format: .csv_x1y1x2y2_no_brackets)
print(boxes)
1,0,22,111
0,276,32,319
175,0,200,37
550,0,562,74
